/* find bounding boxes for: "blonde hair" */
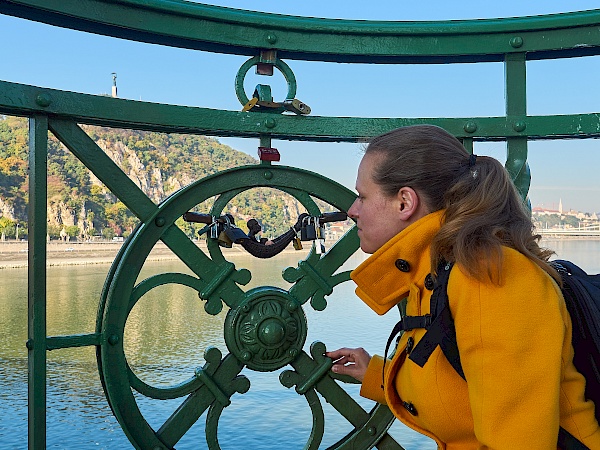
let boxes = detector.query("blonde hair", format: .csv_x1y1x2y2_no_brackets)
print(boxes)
366,125,557,283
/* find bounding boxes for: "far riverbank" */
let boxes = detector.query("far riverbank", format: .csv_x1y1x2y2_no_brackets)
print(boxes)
0,240,310,269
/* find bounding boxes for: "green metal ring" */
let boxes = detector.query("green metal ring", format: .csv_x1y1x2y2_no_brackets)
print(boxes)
235,56,298,106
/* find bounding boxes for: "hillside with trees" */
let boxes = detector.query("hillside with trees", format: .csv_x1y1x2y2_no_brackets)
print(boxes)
0,115,305,241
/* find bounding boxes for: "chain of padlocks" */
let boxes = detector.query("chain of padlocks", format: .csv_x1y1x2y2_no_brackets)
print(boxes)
183,211,347,257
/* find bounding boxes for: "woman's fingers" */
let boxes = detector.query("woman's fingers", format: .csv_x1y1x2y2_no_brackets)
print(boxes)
326,347,371,382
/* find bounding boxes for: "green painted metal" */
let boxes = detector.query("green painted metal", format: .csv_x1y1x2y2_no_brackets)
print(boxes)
27,115,48,450
46,333,103,350
2,1,600,63
4,79,600,142
235,55,297,106
2,2,600,449
504,52,530,201
94,164,399,449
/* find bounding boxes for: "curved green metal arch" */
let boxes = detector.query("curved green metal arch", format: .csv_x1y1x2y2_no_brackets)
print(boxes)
2,1,600,63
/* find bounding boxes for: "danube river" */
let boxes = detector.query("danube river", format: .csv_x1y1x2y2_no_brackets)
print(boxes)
1,238,598,449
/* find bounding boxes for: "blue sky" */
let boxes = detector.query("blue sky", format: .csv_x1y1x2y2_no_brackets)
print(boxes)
1,1,600,213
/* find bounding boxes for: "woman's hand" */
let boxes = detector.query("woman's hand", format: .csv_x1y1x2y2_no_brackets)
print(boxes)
326,348,371,382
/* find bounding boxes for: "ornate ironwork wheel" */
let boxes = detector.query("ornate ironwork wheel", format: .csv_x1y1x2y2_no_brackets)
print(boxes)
96,164,402,449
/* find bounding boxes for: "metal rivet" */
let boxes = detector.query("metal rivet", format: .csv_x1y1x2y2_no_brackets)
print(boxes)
242,303,251,312
463,121,477,133
26,339,34,350
367,426,377,436
263,171,273,180
394,259,410,272
286,300,298,312
154,217,166,227
287,348,299,359
108,334,119,345
240,350,253,361
264,118,276,129
35,93,52,107
513,121,526,132
266,33,277,44
510,36,524,48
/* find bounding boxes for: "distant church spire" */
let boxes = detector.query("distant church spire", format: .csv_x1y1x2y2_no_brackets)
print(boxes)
111,72,117,98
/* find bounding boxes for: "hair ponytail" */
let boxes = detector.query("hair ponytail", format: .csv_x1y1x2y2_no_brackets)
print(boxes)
366,125,558,284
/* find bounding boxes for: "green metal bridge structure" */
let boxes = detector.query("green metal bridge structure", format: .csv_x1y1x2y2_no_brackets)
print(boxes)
1,1,600,449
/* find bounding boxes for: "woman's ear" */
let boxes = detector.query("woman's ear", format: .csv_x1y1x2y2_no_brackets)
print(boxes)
396,187,421,221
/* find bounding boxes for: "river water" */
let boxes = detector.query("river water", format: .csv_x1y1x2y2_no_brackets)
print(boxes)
1,239,598,449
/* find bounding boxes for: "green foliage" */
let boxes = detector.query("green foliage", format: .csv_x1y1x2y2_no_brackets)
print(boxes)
64,225,80,238
102,227,116,240
0,116,314,241
533,213,581,229
47,224,62,239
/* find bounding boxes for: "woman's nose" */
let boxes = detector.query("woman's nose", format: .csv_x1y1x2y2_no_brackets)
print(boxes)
347,199,358,218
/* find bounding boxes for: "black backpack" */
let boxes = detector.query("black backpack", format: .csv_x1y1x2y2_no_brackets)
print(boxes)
385,259,600,450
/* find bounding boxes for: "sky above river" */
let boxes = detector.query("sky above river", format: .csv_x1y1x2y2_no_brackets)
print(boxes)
1,1,599,213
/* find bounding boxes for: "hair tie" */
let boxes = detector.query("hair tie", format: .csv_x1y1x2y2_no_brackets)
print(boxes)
469,153,477,167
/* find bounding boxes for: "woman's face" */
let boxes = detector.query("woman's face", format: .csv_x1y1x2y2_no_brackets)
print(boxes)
347,152,410,254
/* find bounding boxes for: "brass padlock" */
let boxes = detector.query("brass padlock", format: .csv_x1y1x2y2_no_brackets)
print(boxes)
242,97,259,112
283,98,311,115
292,237,303,250
218,230,233,248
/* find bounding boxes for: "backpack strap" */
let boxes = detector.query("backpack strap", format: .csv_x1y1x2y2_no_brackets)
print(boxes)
408,260,466,379
558,427,590,450
409,259,589,450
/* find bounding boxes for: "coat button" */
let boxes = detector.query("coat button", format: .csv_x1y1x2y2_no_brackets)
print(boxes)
424,273,434,290
406,336,414,354
403,401,418,416
394,259,411,272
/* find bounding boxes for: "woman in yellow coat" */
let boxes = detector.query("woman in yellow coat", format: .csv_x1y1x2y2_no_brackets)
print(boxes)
327,125,600,449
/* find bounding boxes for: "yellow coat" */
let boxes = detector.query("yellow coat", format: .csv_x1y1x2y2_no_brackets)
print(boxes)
353,210,600,449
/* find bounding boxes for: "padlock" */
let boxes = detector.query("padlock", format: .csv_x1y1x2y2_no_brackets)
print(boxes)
283,98,311,115
242,97,259,112
224,226,249,244
218,230,233,248
301,222,317,241
292,236,303,250
314,240,325,255
209,222,222,240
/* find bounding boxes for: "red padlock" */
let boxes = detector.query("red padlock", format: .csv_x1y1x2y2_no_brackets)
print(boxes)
258,147,280,162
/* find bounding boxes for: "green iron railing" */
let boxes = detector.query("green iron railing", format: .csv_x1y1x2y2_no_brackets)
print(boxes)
1,1,600,449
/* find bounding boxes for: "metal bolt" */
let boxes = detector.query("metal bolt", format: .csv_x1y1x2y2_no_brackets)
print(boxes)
266,33,277,44
107,334,119,345
513,121,527,132
259,319,285,345
288,348,299,359
240,350,253,361
367,426,377,436
264,118,276,129
286,300,298,312
155,217,166,227
35,93,52,107
26,339,34,350
463,121,477,133
263,171,273,180
510,36,524,48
